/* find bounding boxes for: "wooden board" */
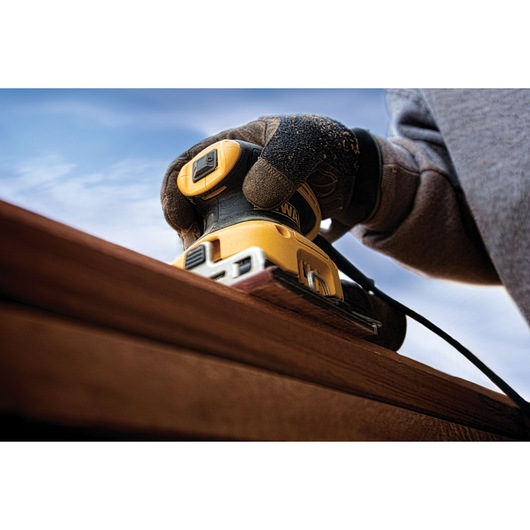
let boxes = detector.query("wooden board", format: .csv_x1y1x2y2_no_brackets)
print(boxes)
1,199,529,440
0,303,513,441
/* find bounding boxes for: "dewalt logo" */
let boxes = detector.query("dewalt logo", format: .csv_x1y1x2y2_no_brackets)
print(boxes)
275,202,300,229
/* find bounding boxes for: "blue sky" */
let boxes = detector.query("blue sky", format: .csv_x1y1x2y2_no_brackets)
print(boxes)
1,88,528,401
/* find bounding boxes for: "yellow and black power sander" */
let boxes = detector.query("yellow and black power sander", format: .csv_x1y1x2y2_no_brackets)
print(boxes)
172,139,406,350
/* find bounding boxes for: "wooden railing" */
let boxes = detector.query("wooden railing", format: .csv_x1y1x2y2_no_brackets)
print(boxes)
1,200,528,440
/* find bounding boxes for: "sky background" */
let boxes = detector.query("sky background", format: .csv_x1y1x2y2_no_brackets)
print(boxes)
1,88,529,402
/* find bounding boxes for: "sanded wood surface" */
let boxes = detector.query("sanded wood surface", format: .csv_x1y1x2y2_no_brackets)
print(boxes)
1,199,529,440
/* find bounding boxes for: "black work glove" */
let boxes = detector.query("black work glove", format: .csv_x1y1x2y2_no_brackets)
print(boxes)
161,114,381,248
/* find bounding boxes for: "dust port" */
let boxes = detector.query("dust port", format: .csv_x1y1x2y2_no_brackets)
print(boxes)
274,224,291,238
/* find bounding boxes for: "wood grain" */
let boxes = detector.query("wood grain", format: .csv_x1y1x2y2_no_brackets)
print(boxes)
0,303,512,441
1,199,528,439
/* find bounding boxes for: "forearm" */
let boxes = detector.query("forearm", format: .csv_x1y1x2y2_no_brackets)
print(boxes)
352,136,501,284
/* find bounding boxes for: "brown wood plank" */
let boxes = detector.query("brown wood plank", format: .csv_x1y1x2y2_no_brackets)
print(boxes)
0,303,513,441
1,199,528,439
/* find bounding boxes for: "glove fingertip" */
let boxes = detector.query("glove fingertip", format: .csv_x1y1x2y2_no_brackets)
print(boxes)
242,160,297,209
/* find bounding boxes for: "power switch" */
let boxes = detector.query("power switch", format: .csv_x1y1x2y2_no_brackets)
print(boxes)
192,149,217,182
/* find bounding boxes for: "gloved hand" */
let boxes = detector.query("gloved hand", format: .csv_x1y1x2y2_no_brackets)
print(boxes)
161,114,381,248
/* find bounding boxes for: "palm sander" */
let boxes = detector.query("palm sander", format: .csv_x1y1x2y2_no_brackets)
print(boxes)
172,139,406,350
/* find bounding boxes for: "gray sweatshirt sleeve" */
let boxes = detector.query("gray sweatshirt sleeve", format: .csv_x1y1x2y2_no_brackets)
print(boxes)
352,89,500,284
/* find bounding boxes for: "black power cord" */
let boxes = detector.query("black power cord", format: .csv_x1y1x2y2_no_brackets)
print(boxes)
315,235,530,417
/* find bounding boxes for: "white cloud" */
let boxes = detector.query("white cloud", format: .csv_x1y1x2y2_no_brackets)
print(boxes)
30,100,136,128
0,154,77,194
0,153,182,263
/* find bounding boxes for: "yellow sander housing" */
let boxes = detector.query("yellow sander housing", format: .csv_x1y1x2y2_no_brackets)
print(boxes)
172,139,344,299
